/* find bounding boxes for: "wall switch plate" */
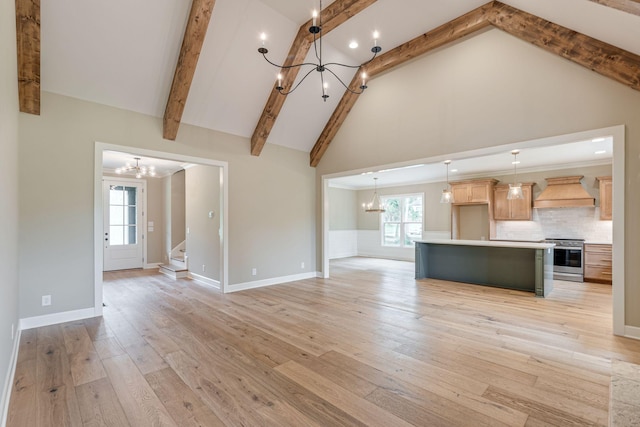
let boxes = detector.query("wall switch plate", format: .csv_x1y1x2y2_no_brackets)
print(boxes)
11,324,14,340
42,295,51,306
202,264,206,272
301,262,305,269
252,268,257,276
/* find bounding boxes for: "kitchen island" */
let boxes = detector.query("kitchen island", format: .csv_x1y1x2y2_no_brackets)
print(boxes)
415,239,555,297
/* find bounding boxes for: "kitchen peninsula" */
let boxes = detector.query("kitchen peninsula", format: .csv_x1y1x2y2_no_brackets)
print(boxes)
415,239,556,297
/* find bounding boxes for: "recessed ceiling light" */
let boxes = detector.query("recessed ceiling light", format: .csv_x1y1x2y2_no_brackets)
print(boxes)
349,40,358,49
450,169,458,172
595,150,607,154
511,161,521,165
592,137,606,143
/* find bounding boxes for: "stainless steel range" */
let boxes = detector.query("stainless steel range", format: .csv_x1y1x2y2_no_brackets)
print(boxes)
544,238,585,282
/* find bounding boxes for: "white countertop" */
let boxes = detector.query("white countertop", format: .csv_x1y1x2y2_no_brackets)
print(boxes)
415,239,555,250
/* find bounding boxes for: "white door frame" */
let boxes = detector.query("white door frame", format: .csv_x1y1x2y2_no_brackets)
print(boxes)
321,125,626,337
94,142,230,316
102,177,146,271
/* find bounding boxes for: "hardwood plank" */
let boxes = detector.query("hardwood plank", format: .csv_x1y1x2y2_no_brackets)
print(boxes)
35,325,83,426
83,317,114,342
162,0,216,140
483,385,605,426
275,360,414,426
145,368,225,427
15,0,40,115
10,258,640,426
61,321,107,386
75,378,130,427
251,0,376,156
102,354,177,427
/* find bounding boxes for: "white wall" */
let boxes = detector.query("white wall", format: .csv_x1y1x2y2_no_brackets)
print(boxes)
0,0,20,418
18,92,316,319
316,28,640,326
185,165,221,282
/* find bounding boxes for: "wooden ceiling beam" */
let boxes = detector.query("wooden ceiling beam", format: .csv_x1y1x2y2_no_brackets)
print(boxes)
15,0,41,115
250,0,377,156
310,0,640,167
488,1,640,92
163,0,216,141
309,3,493,167
587,0,640,16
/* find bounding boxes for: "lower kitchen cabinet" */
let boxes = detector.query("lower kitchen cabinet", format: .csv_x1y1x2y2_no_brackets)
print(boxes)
584,243,612,284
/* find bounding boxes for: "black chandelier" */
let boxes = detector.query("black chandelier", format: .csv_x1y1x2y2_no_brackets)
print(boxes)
258,0,382,101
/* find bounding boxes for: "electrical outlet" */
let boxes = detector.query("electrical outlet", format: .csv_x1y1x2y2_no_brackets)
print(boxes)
252,268,257,276
42,295,51,306
202,264,206,272
301,262,305,269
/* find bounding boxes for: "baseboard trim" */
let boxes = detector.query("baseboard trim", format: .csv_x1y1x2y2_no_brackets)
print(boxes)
144,262,162,269
19,307,97,331
227,272,318,293
624,325,640,341
188,272,220,290
1,328,21,427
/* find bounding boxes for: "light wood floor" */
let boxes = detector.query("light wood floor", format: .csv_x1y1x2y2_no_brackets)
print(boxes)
8,257,640,426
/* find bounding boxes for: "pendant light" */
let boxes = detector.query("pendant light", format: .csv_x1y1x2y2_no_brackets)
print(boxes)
440,160,452,203
507,150,524,200
363,177,385,213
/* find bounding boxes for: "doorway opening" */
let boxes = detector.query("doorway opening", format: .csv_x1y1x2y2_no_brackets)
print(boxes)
94,142,229,317
321,125,625,336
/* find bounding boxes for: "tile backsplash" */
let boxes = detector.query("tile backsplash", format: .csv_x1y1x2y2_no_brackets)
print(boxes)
495,207,612,243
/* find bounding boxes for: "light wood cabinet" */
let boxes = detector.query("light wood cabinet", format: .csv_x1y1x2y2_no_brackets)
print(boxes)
597,176,612,220
450,179,498,205
584,243,612,284
450,178,498,240
493,183,534,220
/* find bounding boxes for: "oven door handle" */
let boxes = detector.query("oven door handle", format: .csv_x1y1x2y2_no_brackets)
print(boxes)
554,246,583,250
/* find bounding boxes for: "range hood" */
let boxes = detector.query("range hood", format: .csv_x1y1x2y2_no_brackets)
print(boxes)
533,175,595,208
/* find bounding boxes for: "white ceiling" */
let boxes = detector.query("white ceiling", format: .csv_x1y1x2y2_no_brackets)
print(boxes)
103,151,192,178
329,137,613,189
41,1,640,153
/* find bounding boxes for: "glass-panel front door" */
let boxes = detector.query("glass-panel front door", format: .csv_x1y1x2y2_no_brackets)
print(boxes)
103,180,144,271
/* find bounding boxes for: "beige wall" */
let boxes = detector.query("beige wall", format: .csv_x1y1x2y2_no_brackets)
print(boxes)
145,176,164,264
328,187,357,230
316,28,640,326
185,165,221,281
0,0,19,408
171,170,186,249
18,92,316,318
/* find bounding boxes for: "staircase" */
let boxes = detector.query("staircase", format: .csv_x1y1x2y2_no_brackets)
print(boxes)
159,242,188,279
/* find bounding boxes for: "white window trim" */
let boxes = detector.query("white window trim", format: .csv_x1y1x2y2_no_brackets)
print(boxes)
380,192,424,248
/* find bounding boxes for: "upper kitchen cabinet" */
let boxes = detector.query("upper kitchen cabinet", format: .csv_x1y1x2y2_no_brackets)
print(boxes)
450,179,498,205
597,176,612,220
494,183,534,221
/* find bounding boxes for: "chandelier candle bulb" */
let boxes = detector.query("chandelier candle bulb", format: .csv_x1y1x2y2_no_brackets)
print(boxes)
312,10,317,26
260,32,266,46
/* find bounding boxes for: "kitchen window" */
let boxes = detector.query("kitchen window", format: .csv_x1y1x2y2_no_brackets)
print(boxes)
380,194,423,247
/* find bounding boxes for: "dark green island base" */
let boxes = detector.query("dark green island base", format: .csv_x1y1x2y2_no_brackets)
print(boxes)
415,239,556,297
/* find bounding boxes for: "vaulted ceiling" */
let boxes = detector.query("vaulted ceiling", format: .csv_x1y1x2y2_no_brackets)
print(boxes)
15,0,640,166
